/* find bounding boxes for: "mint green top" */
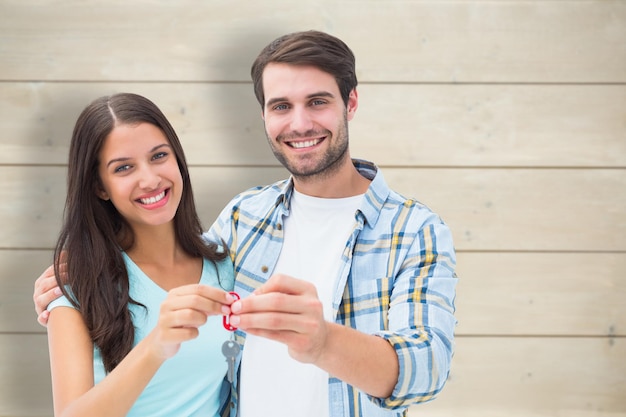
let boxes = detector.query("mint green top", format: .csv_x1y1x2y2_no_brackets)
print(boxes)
48,253,235,417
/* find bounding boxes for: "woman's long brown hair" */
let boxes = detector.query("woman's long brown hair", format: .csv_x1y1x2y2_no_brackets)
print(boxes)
53,93,227,373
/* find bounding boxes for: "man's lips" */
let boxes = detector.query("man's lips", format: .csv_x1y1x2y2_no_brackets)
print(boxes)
286,138,324,149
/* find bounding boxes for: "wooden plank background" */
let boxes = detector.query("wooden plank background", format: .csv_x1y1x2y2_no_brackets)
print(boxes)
0,1,624,416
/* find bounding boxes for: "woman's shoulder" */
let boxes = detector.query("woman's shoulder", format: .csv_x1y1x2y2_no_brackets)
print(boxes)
203,255,234,291
47,289,76,312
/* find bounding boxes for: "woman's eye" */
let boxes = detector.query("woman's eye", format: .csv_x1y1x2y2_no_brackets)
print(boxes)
153,151,168,161
114,164,131,173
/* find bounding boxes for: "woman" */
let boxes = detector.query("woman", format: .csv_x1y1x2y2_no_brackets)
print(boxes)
46,93,235,416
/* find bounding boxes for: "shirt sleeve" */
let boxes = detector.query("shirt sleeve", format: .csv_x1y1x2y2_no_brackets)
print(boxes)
47,294,75,311
370,214,458,409
203,198,238,260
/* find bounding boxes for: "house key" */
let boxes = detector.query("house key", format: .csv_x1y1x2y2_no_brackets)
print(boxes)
222,291,241,383
222,338,240,383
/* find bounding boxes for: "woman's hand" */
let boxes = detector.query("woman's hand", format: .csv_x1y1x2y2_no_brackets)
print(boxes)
147,284,236,360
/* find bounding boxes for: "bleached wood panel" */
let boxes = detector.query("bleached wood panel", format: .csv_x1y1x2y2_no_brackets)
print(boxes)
1,1,624,83
0,1,623,416
2,82,624,167
354,84,626,168
3,250,625,337
409,337,626,417
1,166,623,251
0,334,51,417
0,82,272,167
454,252,626,337
2,335,623,417
385,168,626,252
0,250,52,334
0,166,288,249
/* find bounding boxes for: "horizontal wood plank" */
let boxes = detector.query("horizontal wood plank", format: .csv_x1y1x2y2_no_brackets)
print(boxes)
385,168,626,252
1,82,624,167
410,337,626,416
3,250,625,337
0,250,52,334
1,1,624,417
0,82,274,167
0,1,624,82
1,335,623,417
454,252,626,337
0,167,623,251
0,166,285,250
0,334,52,417
353,84,626,168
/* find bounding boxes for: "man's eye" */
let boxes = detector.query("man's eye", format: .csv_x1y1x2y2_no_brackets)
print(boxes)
273,104,288,111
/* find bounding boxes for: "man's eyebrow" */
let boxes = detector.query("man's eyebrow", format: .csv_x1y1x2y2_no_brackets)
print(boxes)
266,97,288,108
307,91,335,100
265,91,336,108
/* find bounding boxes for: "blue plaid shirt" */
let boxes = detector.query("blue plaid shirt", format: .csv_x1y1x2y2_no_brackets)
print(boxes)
207,159,457,417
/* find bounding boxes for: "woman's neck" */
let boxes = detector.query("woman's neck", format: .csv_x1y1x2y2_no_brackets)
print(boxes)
126,223,183,267
125,223,203,290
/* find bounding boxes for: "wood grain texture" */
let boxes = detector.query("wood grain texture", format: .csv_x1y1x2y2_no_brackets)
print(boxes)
454,252,626,337
0,334,52,417
0,1,624,82
1,166,623,251
0,250,51,334
1,1,624,415
1,82,624,167
1,335,623,417
410,337,626,416
3,250,624,337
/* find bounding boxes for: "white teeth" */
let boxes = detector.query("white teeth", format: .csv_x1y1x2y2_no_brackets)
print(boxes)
290,139,321,149
140,191,165,205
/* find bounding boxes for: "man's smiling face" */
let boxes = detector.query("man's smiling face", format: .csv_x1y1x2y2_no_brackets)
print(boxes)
261,63,358,180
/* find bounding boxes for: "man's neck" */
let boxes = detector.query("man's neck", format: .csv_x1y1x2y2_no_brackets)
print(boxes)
292,158,371,198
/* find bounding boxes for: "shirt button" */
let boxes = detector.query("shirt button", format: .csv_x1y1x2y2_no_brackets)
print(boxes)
276,223,282,230
261,266,269,273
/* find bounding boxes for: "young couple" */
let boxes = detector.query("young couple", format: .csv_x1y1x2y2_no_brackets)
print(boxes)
33,30,458,417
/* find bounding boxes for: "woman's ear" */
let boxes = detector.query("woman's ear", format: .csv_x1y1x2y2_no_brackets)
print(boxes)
96,183,110,201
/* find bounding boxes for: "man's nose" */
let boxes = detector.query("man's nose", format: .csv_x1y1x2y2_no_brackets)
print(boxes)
289,107,314,133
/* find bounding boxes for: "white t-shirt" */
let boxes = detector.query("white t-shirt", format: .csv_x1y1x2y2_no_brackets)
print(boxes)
239,190,363,417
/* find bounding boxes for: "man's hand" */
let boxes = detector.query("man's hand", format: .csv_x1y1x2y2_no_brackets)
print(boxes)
228,273,399,398
33,263,64,326
229,273,329,364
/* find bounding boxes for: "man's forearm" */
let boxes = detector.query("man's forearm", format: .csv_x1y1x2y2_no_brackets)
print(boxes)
315,322,399,398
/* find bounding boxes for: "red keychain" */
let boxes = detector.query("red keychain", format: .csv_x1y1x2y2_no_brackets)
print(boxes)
222,291,240,331
222,291,241,383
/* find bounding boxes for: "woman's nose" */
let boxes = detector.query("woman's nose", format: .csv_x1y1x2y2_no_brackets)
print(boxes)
138,166,161,190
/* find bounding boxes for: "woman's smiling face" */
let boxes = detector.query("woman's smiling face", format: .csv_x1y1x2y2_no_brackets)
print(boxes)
97,122,183,230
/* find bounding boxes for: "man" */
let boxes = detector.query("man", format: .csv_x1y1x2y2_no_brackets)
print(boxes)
35,30,458,417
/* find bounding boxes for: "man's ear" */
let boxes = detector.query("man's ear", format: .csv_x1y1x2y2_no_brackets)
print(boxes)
346,88,358,121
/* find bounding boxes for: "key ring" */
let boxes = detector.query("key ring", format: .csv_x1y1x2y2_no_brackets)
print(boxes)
223,291,240,331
